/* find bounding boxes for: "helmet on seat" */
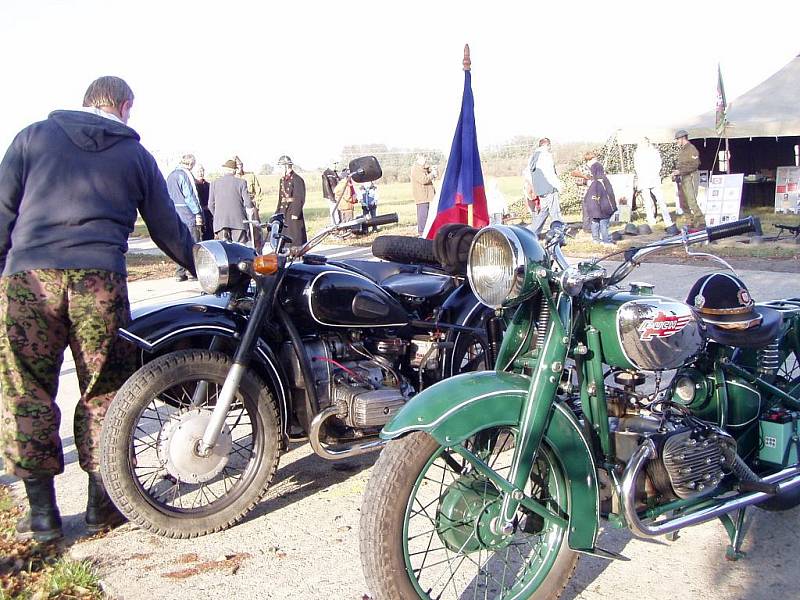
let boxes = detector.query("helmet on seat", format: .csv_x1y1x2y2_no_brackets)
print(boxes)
686,273,762,330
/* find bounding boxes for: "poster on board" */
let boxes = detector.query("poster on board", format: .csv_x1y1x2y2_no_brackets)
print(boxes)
700,173,743,226
775,166,800,214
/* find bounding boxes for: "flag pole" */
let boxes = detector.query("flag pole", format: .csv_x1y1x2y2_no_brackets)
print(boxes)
464,44,473,224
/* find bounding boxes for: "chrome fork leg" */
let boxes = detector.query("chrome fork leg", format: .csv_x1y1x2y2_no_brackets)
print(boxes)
197,363,247,456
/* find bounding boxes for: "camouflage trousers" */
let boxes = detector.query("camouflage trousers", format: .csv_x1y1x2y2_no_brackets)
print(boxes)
0,269,136,478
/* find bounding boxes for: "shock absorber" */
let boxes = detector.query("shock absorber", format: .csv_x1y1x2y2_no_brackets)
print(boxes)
757,338,781,375
535,298,551,350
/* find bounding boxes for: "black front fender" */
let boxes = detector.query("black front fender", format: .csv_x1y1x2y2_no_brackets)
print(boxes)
120,294,291,436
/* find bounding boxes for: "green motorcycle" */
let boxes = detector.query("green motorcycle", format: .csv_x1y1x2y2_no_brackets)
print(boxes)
360,217,800,599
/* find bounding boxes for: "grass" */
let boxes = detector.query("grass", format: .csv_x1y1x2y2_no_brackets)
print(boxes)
129,175,798,264
0,485,104,599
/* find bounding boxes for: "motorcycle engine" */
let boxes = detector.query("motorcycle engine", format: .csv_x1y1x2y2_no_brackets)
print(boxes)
612,412,736,502
282,334,414,431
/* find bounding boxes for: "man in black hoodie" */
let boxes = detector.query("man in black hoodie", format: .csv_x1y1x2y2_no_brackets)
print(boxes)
0,76,196,542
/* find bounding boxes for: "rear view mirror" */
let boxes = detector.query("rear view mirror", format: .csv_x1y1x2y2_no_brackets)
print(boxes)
349,156,382,183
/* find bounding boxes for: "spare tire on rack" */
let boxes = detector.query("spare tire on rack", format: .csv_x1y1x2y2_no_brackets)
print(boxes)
372,235,439,266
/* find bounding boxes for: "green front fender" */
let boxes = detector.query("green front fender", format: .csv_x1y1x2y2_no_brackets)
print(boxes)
382,371,599,552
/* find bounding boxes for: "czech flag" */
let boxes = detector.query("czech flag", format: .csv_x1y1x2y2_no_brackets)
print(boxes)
425,58,489,240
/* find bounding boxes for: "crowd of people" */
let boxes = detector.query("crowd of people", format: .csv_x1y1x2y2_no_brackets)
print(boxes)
519,131,703,245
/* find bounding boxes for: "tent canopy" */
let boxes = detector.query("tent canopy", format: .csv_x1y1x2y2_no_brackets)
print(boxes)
617,54,800,144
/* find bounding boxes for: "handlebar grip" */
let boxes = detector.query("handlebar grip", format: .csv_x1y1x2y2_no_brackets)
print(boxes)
706,216,761,242
365,213,399,227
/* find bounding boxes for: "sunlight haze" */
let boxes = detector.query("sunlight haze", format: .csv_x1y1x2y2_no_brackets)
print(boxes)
1,0,798,172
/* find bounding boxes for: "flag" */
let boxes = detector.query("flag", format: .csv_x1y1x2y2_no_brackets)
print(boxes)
715,63,727,136
425,56,489,240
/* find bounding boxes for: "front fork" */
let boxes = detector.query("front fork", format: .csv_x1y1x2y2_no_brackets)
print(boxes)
496,291,571,532
196,280,272,456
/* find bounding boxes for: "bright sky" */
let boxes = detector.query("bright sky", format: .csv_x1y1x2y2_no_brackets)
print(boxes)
1,0,798,173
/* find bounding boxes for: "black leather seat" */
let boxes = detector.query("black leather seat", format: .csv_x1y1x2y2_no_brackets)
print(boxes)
332,259,418,283
703,305,783,349
381,273,456,304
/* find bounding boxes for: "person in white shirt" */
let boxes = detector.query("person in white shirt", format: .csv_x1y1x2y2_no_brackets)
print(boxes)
486,177,507,224
528,137,562,234
634,137,674,229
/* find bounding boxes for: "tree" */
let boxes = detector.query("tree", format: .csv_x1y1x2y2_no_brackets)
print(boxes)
259,163,274,175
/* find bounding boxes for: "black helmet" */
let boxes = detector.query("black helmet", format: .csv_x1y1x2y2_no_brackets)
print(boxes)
277,155,293,166
686,273,761,330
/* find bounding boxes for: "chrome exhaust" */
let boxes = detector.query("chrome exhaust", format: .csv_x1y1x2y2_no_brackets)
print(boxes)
309,406,386,461
621,438,800,538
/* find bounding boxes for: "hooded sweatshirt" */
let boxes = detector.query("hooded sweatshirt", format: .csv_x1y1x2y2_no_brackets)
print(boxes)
0,110,195,276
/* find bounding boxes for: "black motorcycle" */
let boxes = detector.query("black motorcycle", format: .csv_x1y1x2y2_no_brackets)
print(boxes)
100,157,501,538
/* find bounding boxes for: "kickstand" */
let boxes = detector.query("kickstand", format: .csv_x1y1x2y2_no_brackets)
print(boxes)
719,508,748,561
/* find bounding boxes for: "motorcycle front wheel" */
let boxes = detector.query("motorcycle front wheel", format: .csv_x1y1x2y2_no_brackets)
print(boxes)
100,350,281,538
360,429,577,600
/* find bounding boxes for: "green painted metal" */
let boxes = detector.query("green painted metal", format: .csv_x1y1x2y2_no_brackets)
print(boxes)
450,443,568,529
586,292,637,370
381,370,599,552
495,302,536,371
500,291,569,526
436,473,505,553
724,361,800,410
585,326,615,459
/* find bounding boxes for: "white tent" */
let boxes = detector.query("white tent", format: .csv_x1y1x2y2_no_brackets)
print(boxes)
618,54,800,144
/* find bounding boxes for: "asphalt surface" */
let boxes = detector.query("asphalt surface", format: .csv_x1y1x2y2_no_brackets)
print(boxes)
2,243,799,599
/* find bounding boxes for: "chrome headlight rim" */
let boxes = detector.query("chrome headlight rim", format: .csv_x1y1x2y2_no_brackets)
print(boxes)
193,241,230,294
467,225,527,310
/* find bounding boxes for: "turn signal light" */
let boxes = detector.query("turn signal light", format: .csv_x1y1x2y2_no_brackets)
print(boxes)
253,253,279,275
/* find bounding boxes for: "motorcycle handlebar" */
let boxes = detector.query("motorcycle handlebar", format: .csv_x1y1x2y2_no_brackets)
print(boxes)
706,216,761,242
364,213,399,228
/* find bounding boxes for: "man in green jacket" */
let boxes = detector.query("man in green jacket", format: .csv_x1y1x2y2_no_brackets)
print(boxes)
671,129,702,229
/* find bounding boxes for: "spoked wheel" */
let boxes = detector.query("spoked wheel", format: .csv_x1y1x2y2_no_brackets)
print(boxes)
360,429,577,600
445,307,497,377
100,350,281,538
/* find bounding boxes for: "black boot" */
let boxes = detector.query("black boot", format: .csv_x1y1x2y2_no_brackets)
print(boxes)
85,472,126,532
16,477,63,542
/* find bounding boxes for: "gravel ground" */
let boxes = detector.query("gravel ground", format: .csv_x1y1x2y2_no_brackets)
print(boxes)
2,259,799,599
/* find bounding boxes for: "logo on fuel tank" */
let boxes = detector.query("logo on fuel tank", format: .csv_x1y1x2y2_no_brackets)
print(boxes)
637,311,692,341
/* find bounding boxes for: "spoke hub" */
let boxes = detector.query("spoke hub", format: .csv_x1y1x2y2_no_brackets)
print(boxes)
159,409,231,484
436,474,513,553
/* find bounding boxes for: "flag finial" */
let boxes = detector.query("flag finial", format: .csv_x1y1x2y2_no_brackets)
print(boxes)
463,44,471,71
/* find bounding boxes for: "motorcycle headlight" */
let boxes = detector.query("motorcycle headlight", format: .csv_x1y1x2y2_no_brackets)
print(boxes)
193,241,255,294
467,225,545,309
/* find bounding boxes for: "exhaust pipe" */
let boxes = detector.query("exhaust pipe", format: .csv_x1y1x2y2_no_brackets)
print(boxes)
309,406,386,461
621,438,800,538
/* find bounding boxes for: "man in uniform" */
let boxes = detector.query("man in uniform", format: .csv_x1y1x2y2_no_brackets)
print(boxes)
234,156,262,206
275,155,307,249
410,154,437,236
0,76,196,541
209,158,254,243
671,129,703,229
166,153,204,281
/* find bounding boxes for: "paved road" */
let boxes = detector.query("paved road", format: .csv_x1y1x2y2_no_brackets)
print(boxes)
2,248,799,599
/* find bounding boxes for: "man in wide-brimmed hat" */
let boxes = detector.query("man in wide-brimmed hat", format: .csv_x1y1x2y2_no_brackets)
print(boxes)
208,158,254,243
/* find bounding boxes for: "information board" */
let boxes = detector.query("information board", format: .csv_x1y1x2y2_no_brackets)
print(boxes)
775,166,800,214
700,173,743,226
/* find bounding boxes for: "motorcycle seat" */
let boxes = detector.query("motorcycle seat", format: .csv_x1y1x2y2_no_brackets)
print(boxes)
703,305,782,349
332,259,420,283
381,273,456,304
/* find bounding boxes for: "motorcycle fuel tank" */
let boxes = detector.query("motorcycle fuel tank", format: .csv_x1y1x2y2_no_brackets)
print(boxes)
589,290,704,371
280,263,409,329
